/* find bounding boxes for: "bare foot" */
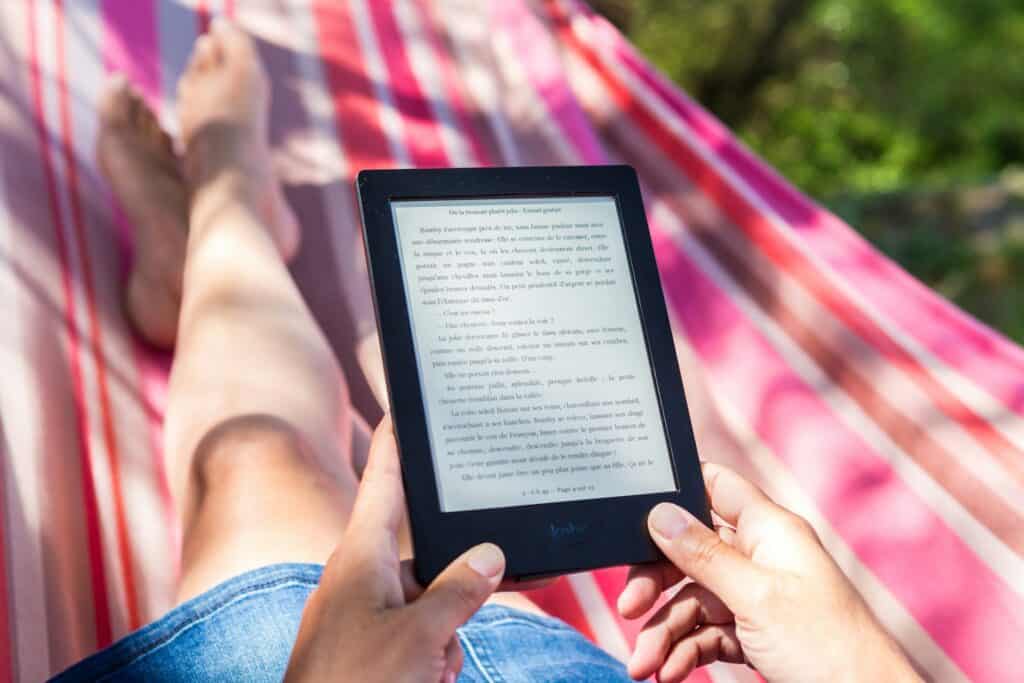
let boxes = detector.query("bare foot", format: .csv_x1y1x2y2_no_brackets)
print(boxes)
98,75,187,349
176,19,300,259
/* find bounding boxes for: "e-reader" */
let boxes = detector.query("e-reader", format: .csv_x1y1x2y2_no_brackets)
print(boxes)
356,165,711,584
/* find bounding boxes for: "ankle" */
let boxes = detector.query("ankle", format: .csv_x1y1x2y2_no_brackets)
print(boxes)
183,121,262,190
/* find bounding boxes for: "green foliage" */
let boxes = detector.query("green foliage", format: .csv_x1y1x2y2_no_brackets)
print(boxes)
595,0,1024,341
602,0,1024,197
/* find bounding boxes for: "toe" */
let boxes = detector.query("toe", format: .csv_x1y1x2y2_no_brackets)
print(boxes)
190,34,221,72
99,74,135,126
210,17,255,61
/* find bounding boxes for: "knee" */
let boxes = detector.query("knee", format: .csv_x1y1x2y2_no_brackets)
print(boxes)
189,413,312,495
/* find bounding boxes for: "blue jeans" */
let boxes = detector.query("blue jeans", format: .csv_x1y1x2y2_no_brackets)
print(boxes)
52,564,630,682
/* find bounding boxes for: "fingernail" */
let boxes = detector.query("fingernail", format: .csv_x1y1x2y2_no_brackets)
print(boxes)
616,581,639,613
445,672,456,683
467,543,504,578
211,16,229,31
649,503,689,540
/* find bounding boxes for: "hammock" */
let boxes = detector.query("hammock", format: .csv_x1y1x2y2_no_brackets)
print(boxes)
0,1,1021,681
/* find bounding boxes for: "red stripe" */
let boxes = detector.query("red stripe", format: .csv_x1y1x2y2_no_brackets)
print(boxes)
53,0,141,632
417,0,492,166
525,579,597,643
601,16,1024,418
312,0,394,174
595,99,1024,552
548,0,1024,489
100,0,182,597
26,0,112,647
0,430,12,683
196,0,210,34
308,0,618,652
367,1,446,167
590,569,723,683
223,0,234,20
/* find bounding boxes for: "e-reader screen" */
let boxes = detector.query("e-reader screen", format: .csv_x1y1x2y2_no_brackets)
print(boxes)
391,196,677,513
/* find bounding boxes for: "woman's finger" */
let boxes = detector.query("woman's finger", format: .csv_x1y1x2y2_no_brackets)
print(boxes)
348,416,405,539
334,416,408,607
701,462,783,528
648,502,767,614
400,559,425,602
657,624,745,683
617,561,685,619
408,543,505,643
627,582,734,681
441,635,463,683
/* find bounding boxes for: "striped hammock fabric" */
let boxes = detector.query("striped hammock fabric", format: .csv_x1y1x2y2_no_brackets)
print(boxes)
1,1,1021,681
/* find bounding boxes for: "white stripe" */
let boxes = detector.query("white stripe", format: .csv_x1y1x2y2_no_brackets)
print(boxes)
668,328,971,683
26,0,112,666
674,193,1024,517
92,0,182,627
51,0,134,640
279,0,349,185
281,0,377,325
0,8,52,678
350,0,410,167
705,662,745,683
565,5,1024,466
432,0,520,165
207,0,227,18
562,18,1024,524
655,205,1024,597
488,13,580,166
392,0,472,166
565,572,630,662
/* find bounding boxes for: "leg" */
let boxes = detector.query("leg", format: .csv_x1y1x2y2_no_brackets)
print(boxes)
168,25,349,603
100,22,351,605
98,20,546,615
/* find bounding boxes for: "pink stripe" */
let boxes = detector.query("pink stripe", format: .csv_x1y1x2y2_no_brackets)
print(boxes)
26,0,112,647
651,225,1023,681
196,0,210,34
369,0,628,650
56,0,142,633
589,569,719,683
493,0,665,653
538,4,1022,676
553,2,1024,485
100,0,180,590
0,427,12,682
416,0,490,166
495,0,607,166
584,7,1024,419
587,572,714,683
366,1,446,167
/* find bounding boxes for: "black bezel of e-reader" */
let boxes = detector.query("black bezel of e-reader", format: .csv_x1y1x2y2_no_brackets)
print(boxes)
356,165,711,585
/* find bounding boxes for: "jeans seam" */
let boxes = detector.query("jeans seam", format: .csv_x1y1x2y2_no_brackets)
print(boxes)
457,629,504,683
460,616,573,635
93,577,319,681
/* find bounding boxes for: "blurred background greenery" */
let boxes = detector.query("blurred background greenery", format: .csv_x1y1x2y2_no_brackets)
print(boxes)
592,0,1024,341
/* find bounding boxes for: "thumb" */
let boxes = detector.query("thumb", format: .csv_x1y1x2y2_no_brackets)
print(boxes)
332,416,407,606
407,543,505,642
648,502,766,614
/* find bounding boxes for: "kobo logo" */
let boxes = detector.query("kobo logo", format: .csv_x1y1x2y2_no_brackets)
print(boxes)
549,520,589,543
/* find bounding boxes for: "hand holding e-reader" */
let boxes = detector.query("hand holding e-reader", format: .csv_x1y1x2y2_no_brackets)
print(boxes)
357,165,710,583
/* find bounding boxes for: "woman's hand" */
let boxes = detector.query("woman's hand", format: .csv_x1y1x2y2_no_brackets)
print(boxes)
284,417,505,683
618,463,921,683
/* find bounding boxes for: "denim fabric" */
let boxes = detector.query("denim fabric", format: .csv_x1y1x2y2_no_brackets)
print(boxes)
51,563,631,682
